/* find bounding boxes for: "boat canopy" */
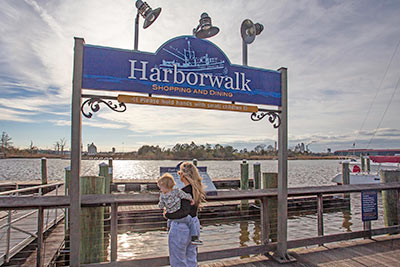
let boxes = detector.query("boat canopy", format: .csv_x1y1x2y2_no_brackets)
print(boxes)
369,155,400,163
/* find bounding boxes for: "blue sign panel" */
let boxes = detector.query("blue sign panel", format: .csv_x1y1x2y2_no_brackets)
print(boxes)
82,36,281,106
361,190,378,221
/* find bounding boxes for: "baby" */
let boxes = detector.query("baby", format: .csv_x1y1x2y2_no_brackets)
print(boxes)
157,173,202,245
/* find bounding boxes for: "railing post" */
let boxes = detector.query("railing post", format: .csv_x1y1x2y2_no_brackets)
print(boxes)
363,221,372,239
260,197,269,244
5,211,11,263
55,184,59,224
111,203,118,262
317,193,324,245
366,157,371,173
37,207,44,267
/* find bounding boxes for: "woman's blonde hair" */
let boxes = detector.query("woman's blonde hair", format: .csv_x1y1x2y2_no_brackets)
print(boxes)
157,173,175,189
180,162,206,207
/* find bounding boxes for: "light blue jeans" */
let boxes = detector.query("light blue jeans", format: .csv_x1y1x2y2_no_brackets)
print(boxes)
167,215,200,238
168,216,200,267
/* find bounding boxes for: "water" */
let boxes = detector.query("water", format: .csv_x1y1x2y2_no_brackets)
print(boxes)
0,158,341,187
0,159,385,261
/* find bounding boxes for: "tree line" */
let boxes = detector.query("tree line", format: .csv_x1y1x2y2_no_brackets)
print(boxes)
131,142,278,160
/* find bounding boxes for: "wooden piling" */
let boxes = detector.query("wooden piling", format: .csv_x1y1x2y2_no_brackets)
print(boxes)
263,172,278,242
254,163,261,205
240,160,249,208
361,155,365,172
253,163,261,190
80,176,105,264
99,163,111,194
342,162,350,185
366,158,371,173
41,158,47,185
381,170,400,228
108,158,113,184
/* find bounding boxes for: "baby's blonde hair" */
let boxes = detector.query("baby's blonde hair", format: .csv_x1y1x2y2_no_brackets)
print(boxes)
157,173,175,189
180,162,206,207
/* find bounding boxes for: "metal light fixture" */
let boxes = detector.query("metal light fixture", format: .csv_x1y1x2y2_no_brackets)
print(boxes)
193,13,219,39
241,19,264,65
134,0,162,50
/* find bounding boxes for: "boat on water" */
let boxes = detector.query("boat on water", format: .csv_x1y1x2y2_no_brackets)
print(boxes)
332,155,400,184
159,40,226,73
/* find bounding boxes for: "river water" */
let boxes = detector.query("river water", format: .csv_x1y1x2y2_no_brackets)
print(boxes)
0,159,386,261
0,158,340,187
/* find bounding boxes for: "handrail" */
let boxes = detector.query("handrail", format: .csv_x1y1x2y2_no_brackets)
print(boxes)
0,182,63,196
1,182,400,209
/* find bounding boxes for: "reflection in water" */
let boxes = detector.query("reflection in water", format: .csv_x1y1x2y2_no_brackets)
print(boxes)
239,221,250,259
342,210,353,232
239,221,250,246
253,222,261,245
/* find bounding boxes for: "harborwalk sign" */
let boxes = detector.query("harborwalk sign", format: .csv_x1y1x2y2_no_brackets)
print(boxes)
82,35,282,107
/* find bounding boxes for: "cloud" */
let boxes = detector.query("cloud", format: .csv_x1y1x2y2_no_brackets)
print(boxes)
0,0,399,151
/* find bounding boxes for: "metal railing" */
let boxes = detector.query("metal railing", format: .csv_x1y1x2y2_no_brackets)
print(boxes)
0,182,400,266
0,182,64,265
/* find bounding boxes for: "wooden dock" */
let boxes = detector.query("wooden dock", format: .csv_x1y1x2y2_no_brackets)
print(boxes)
0,184,65,266
200,234,400,266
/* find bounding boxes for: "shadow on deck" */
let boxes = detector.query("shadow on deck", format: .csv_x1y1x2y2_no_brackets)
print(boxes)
201,234,400,266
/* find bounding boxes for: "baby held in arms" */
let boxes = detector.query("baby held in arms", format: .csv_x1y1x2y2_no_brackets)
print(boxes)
157,173,202,245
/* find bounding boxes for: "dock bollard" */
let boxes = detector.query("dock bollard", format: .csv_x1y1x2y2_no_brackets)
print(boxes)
381,170,400,228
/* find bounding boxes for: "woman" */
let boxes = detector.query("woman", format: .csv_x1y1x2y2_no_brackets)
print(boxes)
164,161,206,267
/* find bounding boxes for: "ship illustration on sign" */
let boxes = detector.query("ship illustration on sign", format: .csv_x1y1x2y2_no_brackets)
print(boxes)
158,40,227,75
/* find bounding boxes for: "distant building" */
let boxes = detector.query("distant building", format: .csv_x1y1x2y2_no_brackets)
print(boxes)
88,143,97,155
334,149,400,156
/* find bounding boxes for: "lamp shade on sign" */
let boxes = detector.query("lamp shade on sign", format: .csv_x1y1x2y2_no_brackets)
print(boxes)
135,0,162,29
241,19,264,44
193,13,220,39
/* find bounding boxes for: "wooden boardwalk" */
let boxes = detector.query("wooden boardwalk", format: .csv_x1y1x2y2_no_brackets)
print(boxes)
200,234,400,266
0,184,65,265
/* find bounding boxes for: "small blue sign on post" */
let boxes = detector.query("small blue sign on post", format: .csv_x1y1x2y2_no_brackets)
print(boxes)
82,36,281,106
361,190,378,221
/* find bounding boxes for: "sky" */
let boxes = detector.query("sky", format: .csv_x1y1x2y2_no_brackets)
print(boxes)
0,0,400,153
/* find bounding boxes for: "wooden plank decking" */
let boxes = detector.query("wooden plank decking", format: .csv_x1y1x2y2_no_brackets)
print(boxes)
0,184,65,265
200,234,400,266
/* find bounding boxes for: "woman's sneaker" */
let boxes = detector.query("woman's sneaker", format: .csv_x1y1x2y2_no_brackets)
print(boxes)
191,236,203,245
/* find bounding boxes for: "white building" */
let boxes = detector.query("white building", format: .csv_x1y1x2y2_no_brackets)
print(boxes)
88,143,97,155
